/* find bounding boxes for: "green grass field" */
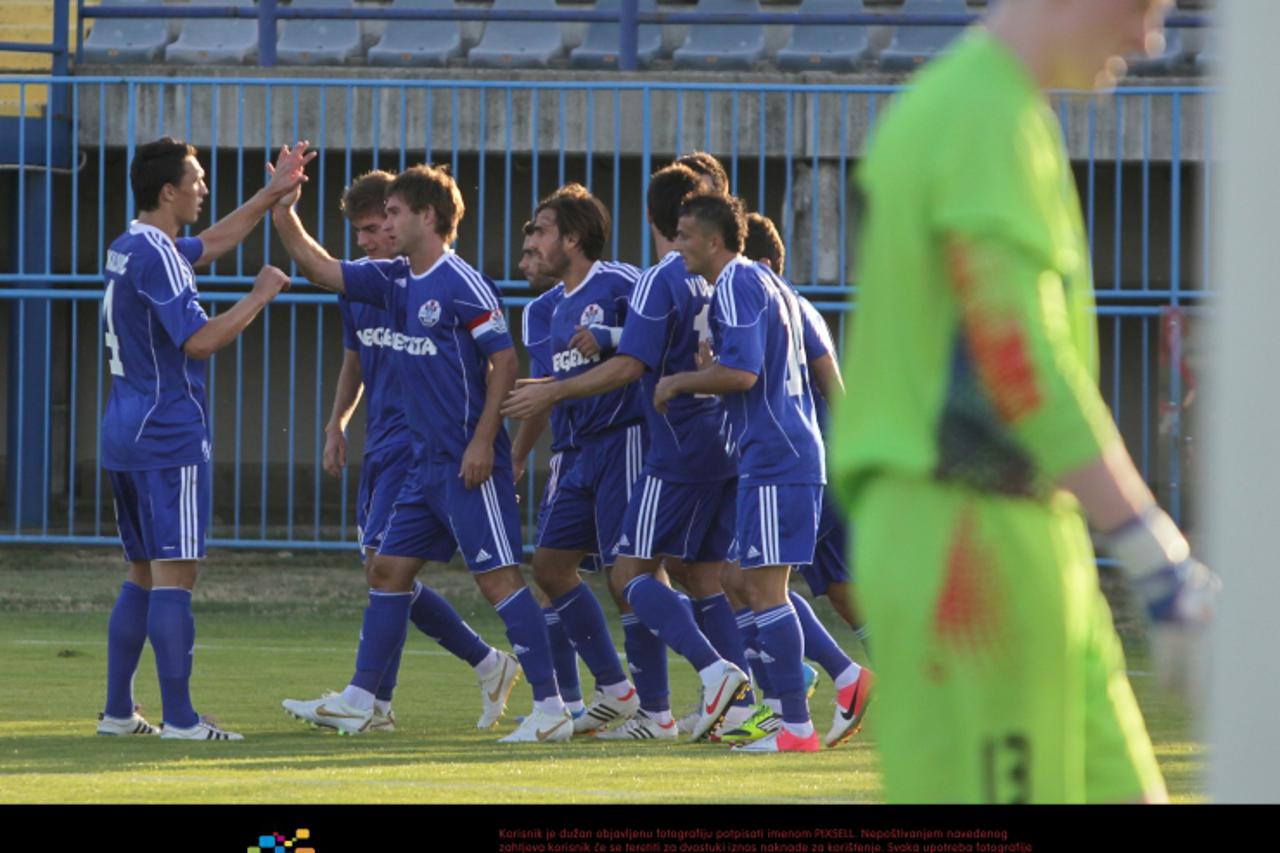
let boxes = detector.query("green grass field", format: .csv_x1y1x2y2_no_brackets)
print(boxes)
0,546,1204,804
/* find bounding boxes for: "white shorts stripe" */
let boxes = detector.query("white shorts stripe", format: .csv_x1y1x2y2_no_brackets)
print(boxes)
637,476,660,559
480,478,514,565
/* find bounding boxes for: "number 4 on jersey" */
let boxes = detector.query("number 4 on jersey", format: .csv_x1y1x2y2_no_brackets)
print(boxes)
103,280,125,377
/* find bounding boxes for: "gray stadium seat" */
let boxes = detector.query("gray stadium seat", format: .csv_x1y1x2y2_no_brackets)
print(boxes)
776,0,874,72
367,0,465,67
165,0,258,65
81,0,174,63
276,0,363,66
878,0,967,73
467,0,567,69
1129,28,1193,76
673,0,767,71
570,0,663,70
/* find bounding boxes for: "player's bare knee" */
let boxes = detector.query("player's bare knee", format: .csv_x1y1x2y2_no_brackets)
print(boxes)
474,564,526,605
684,561,725,599
125,561,153,590
531,549,582,599
152,560,198,590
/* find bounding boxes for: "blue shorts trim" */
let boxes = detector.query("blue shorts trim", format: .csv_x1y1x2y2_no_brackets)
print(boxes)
731,483,822,570
357,446,414,554
108,462,210,562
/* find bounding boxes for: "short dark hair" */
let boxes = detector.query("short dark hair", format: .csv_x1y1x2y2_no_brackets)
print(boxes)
744,212,785,277
340,170,395,221
131,137,198,212
647,164,702,242
387,164,465,243
675,151,729,194
534,183,611,261
678,192,747,255
522,219,535,237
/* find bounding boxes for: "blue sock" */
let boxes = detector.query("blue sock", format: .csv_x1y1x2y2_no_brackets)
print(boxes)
696,593,754,706
676,590,698,627
376,640,405,704
553,584,627,688
350,591,412,696
409,581,490,667
621,613,669,714
755,603,809,725
789,590,853,680
544,607,582,704
736,606,773,698
494,587,559,701
148,588,198,728
104,581,150,719
623,575,719,671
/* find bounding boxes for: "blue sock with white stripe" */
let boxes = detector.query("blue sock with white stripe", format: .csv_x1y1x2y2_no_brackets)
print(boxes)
789,590,857,682
148,588,199,729
736,606,774,698
350,590,412,697
621,613,669,714
494,587,560,702
104,581,150,719
544,607,582,704
696,593,755,706
552,584,627,689
375,641,404,704
676,590,698,627
409,581,490,667
755,603,810,726
623,574,719,671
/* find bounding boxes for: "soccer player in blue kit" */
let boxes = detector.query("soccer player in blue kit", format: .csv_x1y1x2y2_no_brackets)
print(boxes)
504,166,749,742
318,170,518,733
715,212,874,748
272,163,572,742
654,193,827,752
515,185,644,734
97,136,313,740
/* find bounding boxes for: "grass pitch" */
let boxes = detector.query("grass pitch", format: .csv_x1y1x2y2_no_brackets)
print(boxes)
0,547,1202,804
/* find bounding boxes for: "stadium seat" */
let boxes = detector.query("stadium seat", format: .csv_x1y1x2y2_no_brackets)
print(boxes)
569,0,664,70
878,0,968,73
673,0,767,71
367,0,465,67
1129,28,1195,76
165,0,258,65
467,0,567,69
276,0,364,66
81,0,174,63
776,0,874,72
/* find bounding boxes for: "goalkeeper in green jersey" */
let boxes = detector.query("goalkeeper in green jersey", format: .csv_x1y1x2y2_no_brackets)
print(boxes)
831,0,1217,803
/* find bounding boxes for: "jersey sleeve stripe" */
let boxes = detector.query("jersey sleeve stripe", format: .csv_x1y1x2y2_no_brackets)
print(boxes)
446,255,501,312
631,263,664,314
142,232,185,297
152,233,193,297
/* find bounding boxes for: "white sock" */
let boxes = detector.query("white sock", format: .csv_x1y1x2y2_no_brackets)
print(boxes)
834,662,863,691
566,699,585,714
374,700,392,715
602,680,635,701
764,698,783,715
340,685,376,712
535,695,566,716
644,709,674,726
473,647,501,678
782,719,815,738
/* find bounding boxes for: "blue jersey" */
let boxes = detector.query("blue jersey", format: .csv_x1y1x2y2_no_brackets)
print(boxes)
341,250,514,465
617,251,736,483
795,290,836,429
100,221,210,471
711,256,825,486
338,295,412,458
521,283,574,453
547,261,645,445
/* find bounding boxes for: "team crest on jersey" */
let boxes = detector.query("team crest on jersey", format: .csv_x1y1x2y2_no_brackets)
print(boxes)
418,299,442,327
579,303,605,327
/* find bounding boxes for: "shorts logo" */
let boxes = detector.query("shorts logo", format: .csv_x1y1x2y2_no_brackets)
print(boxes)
579,303,605,327
746,545,761,560
248,828,313,853
475,548,492,562
418,299,442,327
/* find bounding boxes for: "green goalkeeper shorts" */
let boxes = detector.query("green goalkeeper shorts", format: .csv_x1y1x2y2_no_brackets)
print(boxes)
854,475,1165,803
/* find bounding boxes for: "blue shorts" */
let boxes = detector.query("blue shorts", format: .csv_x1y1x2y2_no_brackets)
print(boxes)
613,473,736,564
108,461,210,562
797,487,852,596
731,483,822,570
537,449,608,572
377,457,523,573
356,445,414,554
537,423,645,565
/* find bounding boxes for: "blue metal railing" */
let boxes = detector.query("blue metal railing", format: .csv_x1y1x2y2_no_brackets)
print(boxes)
0,75,1210,550
67,0,1211,72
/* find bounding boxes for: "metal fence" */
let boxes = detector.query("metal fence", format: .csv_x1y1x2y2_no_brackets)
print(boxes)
0,75,1211,551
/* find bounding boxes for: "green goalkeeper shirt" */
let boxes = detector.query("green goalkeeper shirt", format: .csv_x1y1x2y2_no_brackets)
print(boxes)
831,29,1121,508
